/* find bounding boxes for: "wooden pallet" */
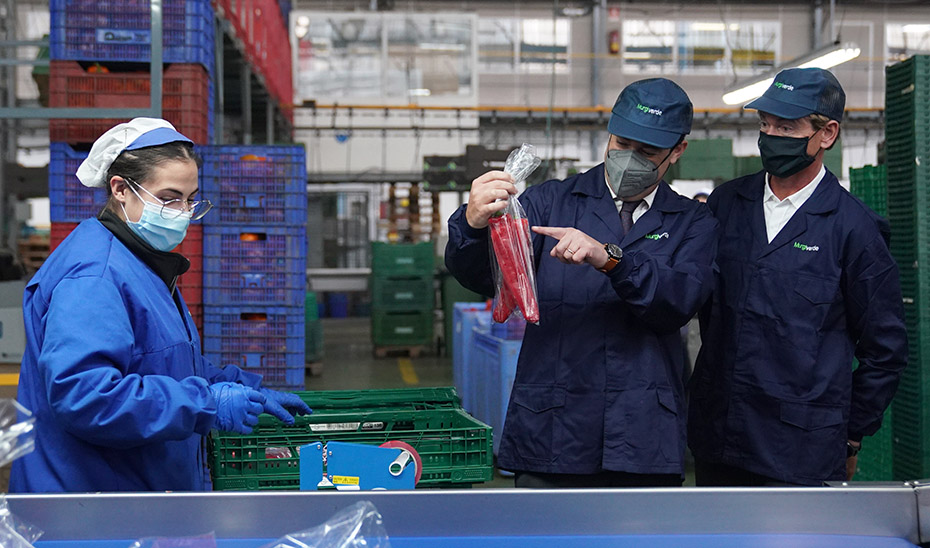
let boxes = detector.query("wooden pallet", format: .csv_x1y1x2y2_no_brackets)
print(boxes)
373,345,429,359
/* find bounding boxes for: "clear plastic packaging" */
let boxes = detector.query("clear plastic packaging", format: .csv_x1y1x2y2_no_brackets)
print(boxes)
128,532,217,548
0,400,41,548
260,501,390,548
489,143,542,324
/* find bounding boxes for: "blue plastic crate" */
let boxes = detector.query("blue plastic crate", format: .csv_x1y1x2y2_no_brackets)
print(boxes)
49,143,107,222
199,145,306,225
203,305,305,389
203,225,307,277
452,303,491,415
204,270,305,307
204,350,304,389
472,330,521,456
49,0,215,71
203,305,305,342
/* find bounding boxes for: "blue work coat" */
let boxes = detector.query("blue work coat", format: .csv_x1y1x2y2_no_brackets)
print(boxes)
688,169,908,485
10,218,262,493
446,165,718,475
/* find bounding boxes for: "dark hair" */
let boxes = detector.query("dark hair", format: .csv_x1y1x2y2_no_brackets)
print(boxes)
103,141,202,213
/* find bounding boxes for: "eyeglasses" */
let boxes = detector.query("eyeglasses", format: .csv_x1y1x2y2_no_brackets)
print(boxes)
123,176,213,220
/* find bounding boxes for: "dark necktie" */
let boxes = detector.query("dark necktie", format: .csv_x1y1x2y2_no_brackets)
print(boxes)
620,200,643,235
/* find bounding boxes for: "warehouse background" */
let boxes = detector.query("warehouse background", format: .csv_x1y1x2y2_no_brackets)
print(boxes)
0,0,926,490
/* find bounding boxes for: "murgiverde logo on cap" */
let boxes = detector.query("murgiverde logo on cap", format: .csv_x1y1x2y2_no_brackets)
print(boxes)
636,104,663,116
774,82,795,91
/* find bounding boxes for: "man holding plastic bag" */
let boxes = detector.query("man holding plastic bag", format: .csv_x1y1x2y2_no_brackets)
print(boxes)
446,78,718,488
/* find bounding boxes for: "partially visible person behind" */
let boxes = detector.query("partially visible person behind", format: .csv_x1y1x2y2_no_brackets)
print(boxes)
688,68,907,486
11,118,311,493
692,188,712,203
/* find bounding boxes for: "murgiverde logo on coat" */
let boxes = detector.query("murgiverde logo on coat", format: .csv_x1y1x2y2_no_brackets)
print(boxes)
645,232,669,240
636,104,663,116
794,241,819,252
774,82,795,91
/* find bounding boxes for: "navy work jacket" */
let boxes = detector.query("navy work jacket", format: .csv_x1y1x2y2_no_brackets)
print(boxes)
688,169,908,485
446,164,718,475
11,218,262,492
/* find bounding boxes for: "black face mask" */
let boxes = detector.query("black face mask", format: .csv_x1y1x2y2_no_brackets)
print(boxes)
758,131,818,178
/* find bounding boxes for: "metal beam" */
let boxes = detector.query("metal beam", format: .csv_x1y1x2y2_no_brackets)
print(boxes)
0,0,163,120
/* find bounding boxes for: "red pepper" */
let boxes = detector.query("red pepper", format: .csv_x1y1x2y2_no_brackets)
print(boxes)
489,210,539,323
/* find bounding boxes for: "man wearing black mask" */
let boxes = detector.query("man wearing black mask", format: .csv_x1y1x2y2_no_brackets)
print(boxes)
688,68,908,486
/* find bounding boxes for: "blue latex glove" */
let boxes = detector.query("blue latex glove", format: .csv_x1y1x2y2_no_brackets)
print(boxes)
209,382,266,434
259,388,313,425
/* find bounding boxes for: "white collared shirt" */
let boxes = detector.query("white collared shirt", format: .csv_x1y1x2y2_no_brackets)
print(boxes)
763,165,826,243
606,174,659,224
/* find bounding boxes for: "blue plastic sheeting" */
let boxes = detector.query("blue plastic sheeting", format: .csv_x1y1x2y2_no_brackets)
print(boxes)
33,534,918,548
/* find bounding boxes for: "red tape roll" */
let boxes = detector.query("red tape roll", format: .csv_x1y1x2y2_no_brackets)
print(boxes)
379,440,422,485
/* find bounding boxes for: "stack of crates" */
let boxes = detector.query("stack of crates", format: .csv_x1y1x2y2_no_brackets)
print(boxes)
885,55,930,481
849,165,888,217
47,0,216,332
849,164,893,480
47,0,215,144
370,242,435,355
207,387,493,490
200,146,308,390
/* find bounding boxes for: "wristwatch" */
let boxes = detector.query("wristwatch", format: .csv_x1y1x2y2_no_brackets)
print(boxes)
847,441,861,458
598,243,623,273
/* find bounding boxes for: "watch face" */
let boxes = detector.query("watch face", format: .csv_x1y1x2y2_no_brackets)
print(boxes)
606,243,623,260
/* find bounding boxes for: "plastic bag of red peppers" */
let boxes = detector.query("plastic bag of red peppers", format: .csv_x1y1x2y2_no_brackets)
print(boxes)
489,143,542,324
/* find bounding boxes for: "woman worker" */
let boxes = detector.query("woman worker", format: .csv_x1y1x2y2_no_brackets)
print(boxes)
10,118,311,492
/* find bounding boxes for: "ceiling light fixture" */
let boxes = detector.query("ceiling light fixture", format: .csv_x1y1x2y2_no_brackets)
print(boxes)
722,41,860,105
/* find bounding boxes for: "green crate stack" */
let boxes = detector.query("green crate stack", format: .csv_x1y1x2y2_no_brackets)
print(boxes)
854,355,895,481
735,155,764,176
208,387,493,490
666,138,735,182
371,242,435,348
305,292,323,363
849,165,888,217
885,55,930,481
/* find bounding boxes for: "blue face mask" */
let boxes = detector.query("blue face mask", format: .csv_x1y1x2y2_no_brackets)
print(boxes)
121,198,191,252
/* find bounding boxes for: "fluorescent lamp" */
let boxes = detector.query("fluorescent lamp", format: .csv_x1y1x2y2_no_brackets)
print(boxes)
408,88,431,96
722,41,860,105
722,77,774,106
902,24,930,33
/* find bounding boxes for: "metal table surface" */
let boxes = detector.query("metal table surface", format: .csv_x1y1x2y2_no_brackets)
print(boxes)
8,483,928,547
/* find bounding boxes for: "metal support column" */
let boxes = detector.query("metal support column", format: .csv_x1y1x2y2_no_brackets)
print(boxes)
241,64,252,144
590,0,607,163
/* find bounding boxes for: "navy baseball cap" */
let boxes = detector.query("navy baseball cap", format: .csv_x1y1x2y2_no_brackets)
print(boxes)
607,78,693,149
745,67,846,122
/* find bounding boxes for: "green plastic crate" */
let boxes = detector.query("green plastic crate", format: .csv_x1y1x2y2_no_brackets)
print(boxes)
371,242,435,276
291,387,463,411
371,310,433,346
371,275,435,311
209,405,492,490
885,55,930,481
667,138,734,181
305,318,323,363
735,155,763,176
849,165,887,217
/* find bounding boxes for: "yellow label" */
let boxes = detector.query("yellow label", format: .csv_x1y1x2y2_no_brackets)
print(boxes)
332,475,360,486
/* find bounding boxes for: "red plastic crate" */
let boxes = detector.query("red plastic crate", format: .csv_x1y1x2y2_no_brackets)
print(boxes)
188,303,204,335
49,61,211,144
177,224,203,304
50,222,80,252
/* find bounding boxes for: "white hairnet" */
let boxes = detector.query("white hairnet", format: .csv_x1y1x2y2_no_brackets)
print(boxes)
76,118,192,189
